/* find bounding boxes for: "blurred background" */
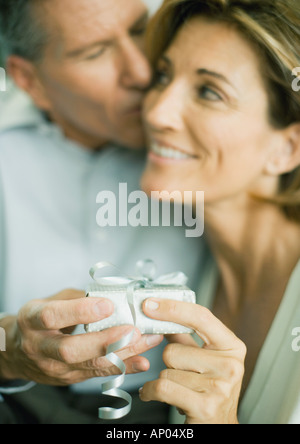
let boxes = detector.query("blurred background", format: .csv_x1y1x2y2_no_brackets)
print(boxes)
145,0,163,14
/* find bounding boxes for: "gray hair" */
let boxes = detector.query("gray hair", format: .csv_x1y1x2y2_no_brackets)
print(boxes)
0,0,48,63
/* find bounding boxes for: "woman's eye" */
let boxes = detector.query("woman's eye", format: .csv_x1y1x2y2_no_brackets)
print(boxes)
152,69,170,88
198,85,222,101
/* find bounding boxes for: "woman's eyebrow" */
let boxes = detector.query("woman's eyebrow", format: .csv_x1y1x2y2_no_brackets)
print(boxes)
130,11,149,32
160,56,237,93
197,68,235,89
162,55,171,64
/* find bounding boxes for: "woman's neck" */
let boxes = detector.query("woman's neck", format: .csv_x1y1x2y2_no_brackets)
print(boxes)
204,197,300,313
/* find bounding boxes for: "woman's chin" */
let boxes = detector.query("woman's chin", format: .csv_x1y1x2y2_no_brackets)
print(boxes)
140,169,186,198
140,171,165,196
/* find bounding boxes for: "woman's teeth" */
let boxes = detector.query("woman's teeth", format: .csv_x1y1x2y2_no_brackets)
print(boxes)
151,143,192,160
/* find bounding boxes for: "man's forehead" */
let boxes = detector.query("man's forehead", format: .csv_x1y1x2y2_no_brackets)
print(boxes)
43,0,147,47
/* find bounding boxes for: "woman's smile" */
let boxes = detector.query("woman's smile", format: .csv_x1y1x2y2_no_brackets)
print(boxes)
149,139,199,164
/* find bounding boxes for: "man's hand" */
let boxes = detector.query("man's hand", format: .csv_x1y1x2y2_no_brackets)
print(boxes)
0,290,163,386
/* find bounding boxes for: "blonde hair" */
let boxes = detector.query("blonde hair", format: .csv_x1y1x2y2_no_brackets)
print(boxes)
146,0,300,221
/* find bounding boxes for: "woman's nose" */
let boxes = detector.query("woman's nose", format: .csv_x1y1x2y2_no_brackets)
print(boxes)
145,82,185,132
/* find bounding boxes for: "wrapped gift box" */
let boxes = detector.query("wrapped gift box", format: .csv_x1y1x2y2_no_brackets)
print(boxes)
85,282,196,335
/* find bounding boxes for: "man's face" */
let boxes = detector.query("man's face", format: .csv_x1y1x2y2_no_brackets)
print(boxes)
31,0,152,149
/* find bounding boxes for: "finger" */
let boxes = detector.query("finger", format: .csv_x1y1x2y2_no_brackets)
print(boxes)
160,369,202,391
125,355,150,373
162,343,236,376
55,355,151,384
140,378,199,416
160,369,207,391
76,335,164,377
78,333,164,370
25,297,114,330
40,325,138,363
160,369,229,395
83,355,151,378
117,334,164,363
143,299,243,352
36,354,151,385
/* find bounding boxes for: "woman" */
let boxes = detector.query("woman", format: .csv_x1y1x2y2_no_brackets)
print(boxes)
139,0,300,424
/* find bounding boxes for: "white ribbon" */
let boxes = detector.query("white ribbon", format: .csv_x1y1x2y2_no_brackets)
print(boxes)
89,260,188,420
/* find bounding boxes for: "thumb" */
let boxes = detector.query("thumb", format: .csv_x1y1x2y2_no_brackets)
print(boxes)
45,290,96,333
47,289,86,301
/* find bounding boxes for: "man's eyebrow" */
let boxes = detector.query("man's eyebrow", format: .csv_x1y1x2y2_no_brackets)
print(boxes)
65,11,149,59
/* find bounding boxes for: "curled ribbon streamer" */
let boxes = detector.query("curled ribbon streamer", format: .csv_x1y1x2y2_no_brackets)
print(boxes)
89,260,188,420
98,331,134,420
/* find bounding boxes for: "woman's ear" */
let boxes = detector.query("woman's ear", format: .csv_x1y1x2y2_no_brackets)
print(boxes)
265,123,300,176
6,55,52,111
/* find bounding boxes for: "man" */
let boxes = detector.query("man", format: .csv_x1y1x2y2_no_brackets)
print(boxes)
0,0,200,424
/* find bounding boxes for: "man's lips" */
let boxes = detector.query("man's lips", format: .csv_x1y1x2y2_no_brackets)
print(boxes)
126,106,142,115
123,101,143,116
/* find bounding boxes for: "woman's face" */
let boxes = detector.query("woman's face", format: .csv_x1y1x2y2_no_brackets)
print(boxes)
141,17,283,205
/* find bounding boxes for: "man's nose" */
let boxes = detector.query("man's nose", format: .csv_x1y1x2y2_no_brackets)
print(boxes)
120,39,152,90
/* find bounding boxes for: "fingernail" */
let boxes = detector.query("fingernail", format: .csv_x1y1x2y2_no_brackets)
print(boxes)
94,299,114,317
145,299,160,312
132,362,143,372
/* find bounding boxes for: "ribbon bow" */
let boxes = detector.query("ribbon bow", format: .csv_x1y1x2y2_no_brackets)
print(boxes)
88,260,188,420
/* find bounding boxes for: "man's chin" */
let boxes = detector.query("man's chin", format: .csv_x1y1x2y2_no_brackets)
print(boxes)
118,143,147,153
116,132,147,151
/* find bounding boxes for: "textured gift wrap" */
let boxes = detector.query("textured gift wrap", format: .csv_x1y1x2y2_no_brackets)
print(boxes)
85,283,196,335
85,260,196,420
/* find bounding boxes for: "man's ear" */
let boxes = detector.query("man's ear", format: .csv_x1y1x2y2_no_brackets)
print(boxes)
6,55,51,111
265,123,300,176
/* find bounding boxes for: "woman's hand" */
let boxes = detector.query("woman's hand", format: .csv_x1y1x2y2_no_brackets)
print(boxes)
140,298,247,424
